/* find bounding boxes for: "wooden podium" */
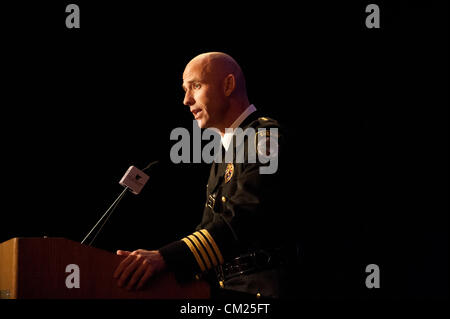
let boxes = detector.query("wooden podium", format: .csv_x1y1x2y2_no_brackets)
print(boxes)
0,237,210,299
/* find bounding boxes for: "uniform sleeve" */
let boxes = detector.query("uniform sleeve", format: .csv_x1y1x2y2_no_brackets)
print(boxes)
158,229,224,282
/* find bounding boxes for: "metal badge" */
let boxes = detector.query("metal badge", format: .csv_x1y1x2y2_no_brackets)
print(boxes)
224,163,234,183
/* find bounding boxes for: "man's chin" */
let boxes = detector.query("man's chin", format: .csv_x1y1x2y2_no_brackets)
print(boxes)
196,118,211,129
196,118,220,132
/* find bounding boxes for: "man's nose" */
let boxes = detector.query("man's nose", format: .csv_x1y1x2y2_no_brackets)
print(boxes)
183,91,195,106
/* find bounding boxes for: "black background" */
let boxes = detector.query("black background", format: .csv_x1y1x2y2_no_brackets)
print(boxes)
0,0,448,301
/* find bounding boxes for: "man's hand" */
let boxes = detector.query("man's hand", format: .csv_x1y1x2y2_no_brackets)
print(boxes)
113,249,166,290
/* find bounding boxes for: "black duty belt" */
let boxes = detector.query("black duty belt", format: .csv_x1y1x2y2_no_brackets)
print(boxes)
216,250,281,284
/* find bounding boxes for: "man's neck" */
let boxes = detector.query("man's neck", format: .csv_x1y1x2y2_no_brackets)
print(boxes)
219,100,250,136
219,103,257,151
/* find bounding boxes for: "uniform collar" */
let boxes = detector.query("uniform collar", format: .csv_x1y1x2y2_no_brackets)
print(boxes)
221,104,257,151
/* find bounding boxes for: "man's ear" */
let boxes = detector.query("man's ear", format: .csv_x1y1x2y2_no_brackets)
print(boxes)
223,74,236,97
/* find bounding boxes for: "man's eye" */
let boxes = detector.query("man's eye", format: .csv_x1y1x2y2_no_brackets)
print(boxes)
193,83,201,89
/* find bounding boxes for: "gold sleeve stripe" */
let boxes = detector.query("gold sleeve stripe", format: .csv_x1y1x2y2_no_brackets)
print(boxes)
187,235,212,270
181,238,206,272
199,229,224,264
193,232,218,267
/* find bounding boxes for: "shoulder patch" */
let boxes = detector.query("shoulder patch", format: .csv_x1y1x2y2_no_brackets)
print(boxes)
255,129,279,159
246,116,279,129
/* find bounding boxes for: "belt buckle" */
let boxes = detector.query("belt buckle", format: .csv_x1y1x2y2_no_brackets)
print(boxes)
222,256,257,281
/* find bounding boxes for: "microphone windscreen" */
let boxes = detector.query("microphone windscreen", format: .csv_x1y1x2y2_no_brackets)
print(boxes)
119,166,150,195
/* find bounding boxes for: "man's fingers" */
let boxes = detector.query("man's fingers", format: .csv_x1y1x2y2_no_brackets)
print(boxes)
126,260,148,290
113,249,162,290
113,255,135,279
137,266,155,290
118,257,141,287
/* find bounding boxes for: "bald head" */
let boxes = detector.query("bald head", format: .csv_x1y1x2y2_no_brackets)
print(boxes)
182,52,250,132
185,52,247,98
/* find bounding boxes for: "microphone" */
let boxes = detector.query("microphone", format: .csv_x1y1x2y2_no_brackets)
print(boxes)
81,160,159,246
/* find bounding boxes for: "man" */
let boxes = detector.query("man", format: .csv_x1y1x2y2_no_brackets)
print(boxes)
113,52,296,298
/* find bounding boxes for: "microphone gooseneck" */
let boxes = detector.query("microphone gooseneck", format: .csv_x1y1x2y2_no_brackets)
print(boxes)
80,160,159,246
142,160,159,172
81,186,129,246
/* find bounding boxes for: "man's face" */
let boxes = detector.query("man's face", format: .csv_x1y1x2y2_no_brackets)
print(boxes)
182,59,227,129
